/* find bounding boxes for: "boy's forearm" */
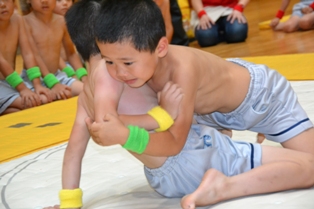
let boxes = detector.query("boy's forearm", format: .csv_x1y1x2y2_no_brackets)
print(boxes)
119,114,159,131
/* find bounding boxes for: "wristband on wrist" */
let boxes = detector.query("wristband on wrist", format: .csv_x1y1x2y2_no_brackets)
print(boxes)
197,10,207,19
62,66,76,77
234,4,244,12
276,10,284,19
310,2,314,9
147,106,174,132
26,66,41,81
5,71,23,88
76,67,88,81
59,188,83,209
122,125,149,154
43,73,59,89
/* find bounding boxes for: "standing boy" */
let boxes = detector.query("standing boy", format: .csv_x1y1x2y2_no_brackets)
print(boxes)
22,0,86,100
0,0,52,115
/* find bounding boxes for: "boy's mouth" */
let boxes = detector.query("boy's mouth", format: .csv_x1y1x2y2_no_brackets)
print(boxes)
123,78,137,85
1,10,9,15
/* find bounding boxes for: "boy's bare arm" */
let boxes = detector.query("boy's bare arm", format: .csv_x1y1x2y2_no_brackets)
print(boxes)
154,0,173,43
88,69,196,156
62,97,90,190
270,0,290,27
61,23,85,71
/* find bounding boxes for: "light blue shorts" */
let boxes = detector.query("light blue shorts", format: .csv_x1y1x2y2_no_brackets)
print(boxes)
194,58,313,143
0,79,34,115
144,124,262,198
21,69,76,88
292,0,313,17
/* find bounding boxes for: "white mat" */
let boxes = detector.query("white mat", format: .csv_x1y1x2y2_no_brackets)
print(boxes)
1,81,314,209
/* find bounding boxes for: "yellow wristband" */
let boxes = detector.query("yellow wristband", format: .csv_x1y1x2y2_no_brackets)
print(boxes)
59,188,83,209
147,106,174,132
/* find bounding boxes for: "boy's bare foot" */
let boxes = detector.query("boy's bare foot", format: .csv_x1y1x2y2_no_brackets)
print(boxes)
180,169,228,209
256,133,266,144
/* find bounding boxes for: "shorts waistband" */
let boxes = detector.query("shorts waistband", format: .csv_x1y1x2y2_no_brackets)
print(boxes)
224,58,264,116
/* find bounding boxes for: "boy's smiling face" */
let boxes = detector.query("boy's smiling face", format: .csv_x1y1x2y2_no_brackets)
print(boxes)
97,40,159,88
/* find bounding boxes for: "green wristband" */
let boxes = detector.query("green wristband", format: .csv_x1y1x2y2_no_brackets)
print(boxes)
43,73,59,89
62,66,76,77
122,126,149,154
76,67,87,81
26,66,41,81
5,71,23,88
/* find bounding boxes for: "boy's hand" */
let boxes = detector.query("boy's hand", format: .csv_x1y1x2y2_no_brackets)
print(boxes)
43,205,80,209
157,81,183,121
257,133,266,144
34,84,54,102
302,6,313,14
270,18,280,28
19,88,41,108
85,113,129,146
51,83,72,100
227,10,247,24
198,15,215,30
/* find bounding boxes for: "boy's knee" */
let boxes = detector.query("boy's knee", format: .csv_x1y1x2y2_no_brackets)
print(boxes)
298,18,313,30
282,22,299,32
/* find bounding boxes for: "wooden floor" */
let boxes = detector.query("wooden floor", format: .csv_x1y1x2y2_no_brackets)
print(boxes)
15,0,313,71
190,0,314,58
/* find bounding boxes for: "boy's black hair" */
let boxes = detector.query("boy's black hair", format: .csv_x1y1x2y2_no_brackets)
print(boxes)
95,0,166,53
65,0,102,61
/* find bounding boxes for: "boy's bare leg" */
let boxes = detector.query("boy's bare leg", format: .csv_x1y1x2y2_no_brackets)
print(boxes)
69,80,84,96
274,16,300,32
299,13,314,30
281,127,314,155
181,146,314,209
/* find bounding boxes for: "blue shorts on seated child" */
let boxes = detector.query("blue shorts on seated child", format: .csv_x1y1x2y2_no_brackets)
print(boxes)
0,79,34,115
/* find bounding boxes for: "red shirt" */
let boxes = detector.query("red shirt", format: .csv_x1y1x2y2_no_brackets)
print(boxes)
202,0,238,8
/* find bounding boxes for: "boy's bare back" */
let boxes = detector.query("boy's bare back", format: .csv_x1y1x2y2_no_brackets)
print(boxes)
23,13,67,74
149,45,251,114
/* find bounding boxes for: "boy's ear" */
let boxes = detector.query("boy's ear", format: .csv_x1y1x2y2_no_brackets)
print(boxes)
156,37,168,58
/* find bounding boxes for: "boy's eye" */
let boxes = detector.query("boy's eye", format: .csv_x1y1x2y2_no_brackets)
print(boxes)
106,61,113,65
124,62,133,66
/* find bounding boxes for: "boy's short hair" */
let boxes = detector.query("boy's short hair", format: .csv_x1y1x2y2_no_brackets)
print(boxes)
65,0,102,61
95,0,166,53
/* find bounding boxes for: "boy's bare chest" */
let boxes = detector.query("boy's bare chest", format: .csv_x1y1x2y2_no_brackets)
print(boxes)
0,26,19,64
31,22,63,49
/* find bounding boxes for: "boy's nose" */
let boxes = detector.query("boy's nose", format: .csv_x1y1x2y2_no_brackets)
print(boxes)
116,67,128,78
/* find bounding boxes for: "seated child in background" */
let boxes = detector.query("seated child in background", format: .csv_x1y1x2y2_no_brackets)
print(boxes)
190,0,250,47
44,1,314,209
21,0,87,100
53,0,83,81
0,0,52,115
270,0,314,32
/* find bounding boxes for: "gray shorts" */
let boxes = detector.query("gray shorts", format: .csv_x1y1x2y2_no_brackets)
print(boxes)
144,124,262,198
21,69,76,88
292,0,313,17
194,58,313,143
0,79,34,114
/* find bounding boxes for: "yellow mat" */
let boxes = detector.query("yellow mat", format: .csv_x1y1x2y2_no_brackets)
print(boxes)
259,15,290,30
240,53,314,81
0,97,77,163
